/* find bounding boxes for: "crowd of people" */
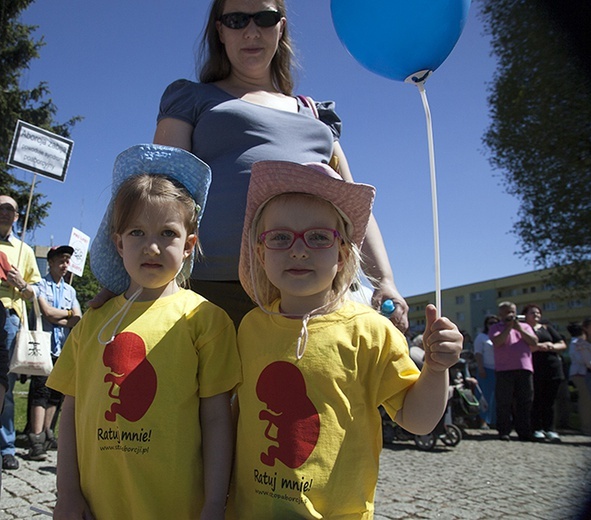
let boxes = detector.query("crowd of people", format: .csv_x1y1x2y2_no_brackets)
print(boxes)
0,0,588,517
456,302,591,442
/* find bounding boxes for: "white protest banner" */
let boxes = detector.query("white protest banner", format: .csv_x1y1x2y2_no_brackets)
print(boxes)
8,120,74,182
68,228,90,277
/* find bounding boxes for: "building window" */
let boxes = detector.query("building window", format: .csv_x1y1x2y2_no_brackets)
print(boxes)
456,312,465,322
455,295,465,305
472,292,482,301
523,287,529,294
543,302,557,312
530,286,536,293
568,300,583,309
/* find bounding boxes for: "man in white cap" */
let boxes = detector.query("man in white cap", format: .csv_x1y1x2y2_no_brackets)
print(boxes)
27,245,81,460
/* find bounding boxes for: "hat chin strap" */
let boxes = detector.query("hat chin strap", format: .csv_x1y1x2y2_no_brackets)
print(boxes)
97,286,144,345
293,285,349,360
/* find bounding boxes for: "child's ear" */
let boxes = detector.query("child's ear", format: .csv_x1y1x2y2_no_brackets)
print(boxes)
255,242,266,267
114,234,124,258
184,233,197,259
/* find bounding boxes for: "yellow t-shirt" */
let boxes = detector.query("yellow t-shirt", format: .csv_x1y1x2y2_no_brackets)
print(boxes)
0,235,41,318
48,289,241,519
228,300,420,519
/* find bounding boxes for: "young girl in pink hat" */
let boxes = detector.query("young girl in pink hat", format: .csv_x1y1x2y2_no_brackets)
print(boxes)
228,160,463,518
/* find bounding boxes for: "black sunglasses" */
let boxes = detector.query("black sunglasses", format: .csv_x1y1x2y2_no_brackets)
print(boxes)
219,10,282,29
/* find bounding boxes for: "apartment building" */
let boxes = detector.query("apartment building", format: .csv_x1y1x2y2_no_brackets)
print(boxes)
406,267,590,341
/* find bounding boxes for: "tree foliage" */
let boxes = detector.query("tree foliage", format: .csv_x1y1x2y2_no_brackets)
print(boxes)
71,255,101,313
479,0,591,296
0,0,81,235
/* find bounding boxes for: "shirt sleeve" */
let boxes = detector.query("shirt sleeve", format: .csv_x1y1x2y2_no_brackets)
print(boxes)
24,246,41,285
546,326,563,344
157,79,200,126
372,321,420,414
46,323,79,396
194,303,241,398
35,279,48,300
316,100,342,140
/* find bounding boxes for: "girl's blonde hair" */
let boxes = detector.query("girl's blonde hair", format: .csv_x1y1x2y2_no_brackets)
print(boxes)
250,193,360,311
111,174,200,285
198,0,297,95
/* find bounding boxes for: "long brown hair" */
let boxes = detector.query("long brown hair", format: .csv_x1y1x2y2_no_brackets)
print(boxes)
198,0,297,94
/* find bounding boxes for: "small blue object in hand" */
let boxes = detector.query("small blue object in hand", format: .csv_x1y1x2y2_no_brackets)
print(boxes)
380,299,396,318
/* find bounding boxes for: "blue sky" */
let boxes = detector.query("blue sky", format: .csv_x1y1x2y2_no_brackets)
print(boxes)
15,0,530,298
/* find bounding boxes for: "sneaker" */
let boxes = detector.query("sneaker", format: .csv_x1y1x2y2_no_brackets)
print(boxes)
499,434,511,441
27,432,47,461
545,431,561,442
2,454,19,470
44,429,58,451
533,430,546,441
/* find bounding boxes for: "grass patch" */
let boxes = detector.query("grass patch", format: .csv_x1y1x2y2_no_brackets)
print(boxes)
13,377,61,437
13,378,30,433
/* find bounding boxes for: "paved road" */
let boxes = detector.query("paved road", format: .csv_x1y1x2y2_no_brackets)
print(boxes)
1,429,590,519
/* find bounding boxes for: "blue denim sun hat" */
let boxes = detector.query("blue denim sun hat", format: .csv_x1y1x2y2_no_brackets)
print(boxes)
90,144,211,294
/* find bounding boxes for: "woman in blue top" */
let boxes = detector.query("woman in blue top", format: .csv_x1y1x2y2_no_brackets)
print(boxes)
152,0,409,330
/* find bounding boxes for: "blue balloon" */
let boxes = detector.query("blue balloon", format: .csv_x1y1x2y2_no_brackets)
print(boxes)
331,0,471,82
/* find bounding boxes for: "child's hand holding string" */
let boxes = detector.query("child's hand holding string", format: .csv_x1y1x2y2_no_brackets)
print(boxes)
421,304,462,372
394,305,462,434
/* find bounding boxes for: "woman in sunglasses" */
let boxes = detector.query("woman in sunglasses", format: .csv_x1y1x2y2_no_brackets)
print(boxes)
148,0,409,332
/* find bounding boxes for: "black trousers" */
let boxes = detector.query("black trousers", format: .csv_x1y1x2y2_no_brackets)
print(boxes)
531,374,562,432
495,370,533,438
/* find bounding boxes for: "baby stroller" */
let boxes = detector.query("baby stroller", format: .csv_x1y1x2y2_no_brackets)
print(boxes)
448,359,483,431
381,396,463,451
381,344,466,450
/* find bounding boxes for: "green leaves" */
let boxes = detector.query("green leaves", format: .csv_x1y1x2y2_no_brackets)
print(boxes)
0,0,82,235
479,0,591,296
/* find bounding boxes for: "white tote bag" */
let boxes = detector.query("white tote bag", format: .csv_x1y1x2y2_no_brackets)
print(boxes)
9,297,53,376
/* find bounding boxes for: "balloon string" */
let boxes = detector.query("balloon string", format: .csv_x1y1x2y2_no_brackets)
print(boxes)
416,82,442,315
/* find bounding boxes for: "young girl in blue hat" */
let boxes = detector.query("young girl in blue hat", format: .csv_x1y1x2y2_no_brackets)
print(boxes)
48,145,241,519
228,160,462,518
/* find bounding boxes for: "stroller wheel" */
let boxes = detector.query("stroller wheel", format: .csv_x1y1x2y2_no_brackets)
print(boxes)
414,433,436,451
440,424,462,447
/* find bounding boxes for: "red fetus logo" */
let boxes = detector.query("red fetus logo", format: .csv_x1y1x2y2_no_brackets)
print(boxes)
256,361,320,468
103,332,157,422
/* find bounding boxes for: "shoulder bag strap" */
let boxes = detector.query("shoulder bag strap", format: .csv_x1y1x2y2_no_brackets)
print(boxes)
32,296,43,333
18,298,30,335
296,95,340,174
297,95,319,119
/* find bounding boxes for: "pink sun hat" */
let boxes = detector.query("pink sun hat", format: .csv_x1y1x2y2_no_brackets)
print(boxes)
239,160,376,302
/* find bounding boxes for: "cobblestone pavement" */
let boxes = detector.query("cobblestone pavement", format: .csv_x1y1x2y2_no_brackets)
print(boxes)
1,429,590,519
